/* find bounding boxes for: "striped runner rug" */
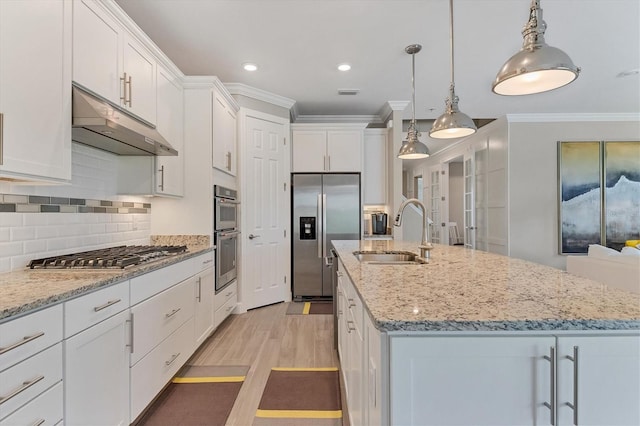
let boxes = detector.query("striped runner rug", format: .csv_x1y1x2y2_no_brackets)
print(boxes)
253,367,342,426
138,365,249,426
286,301,333,315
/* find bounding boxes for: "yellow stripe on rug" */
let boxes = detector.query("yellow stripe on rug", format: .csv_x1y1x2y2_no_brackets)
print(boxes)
256,409,342,419
172,375,246,383
302,302,311,314
271,367,338,372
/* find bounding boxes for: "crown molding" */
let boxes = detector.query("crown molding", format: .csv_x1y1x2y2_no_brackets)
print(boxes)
506,113,640,122
181,76,239,111
224,83,296,111
293,115,381,124
378,101,410,123
291,122,369,130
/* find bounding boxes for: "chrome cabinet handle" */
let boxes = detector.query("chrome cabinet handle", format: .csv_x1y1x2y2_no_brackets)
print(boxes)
226,151,231,171
248,234,260,240
31,419,45,426
0,375,45,405
197,277,202,302
120,72,127,103
165,352,180,366
165,308,181,318
543,346,557,426
158,165,165,191
202,259,214,265
566,346,579,426
348,298,356,308
225,291,233,297
93,298,122,312
325,256,333,267
0,332,45,355
336,271,343,277
347,320,356,333
126,313,134,353
226,305,234,313
128,75,132,107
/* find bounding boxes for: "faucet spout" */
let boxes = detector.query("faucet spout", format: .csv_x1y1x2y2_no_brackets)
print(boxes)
394,198,434,258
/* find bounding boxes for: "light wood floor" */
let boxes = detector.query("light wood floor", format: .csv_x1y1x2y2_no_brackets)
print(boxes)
188,302,344,426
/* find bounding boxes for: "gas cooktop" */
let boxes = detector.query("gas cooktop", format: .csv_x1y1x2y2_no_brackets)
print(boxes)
28,245,188,269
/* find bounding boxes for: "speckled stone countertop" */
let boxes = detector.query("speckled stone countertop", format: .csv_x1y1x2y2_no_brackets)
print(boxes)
333,240,640,332
0,236,213,322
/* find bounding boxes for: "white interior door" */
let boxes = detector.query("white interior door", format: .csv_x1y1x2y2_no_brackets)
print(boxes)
242,113,288,310
429,166,442,244
474,140,489,252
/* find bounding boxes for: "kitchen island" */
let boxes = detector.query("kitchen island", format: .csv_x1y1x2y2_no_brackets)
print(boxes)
332,240,640,426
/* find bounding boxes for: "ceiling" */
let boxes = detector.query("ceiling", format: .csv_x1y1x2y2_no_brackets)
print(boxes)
115,0,639,124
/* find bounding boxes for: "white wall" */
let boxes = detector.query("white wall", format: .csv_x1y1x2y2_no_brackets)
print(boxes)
0,144,151,272
507,116,640,269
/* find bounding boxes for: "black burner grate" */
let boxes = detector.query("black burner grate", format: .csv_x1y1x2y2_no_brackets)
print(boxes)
28,245,188,269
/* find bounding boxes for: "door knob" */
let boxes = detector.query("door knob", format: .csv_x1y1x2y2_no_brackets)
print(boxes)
248,234,260,240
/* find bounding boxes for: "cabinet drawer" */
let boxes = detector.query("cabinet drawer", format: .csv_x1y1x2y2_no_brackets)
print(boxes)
214,281,237,311
193,251,214,273
130,317,194,420
130,258,195,305
0,343,62,419
0,381,62,426
64,280,129,337
0,304,62,372
131,277,194,365
214,291,237,329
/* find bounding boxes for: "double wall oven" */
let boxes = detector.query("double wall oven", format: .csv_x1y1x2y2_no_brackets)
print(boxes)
214,185,239,293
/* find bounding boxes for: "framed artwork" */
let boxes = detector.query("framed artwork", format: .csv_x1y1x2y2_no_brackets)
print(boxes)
558,141,640,254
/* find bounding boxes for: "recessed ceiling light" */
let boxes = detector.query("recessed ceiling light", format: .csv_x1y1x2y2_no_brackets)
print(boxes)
617,68,639,78
243,63,258,72
337,63,351,72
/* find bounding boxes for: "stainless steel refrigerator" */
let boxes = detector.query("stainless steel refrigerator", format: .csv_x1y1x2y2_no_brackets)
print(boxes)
292,173,361,299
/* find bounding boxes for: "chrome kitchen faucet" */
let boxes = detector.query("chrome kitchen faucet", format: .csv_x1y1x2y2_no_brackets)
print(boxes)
394,198,434,259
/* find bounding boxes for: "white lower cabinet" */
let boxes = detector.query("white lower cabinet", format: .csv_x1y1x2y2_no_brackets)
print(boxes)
64,310,130,426
0,381,63,426
390,335,555,426
194,265,215,345
556,335,640,426
131,317,194,420
213,281,237,329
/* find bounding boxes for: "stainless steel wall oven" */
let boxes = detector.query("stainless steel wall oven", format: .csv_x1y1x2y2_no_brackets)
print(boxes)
214,185,239,293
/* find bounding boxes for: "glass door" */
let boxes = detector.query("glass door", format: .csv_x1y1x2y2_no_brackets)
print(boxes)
463,155,475,249
429,167,441,244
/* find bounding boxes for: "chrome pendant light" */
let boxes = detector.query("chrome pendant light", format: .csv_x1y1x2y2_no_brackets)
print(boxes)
430,0,476,140
398,44,429,159
492,0,580,95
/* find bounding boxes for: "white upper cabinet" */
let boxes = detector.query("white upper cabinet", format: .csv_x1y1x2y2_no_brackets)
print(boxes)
363,129,388,205
73,0,156,124
212,90,238,176
291,124,365,173
0,0,72,183
155,65,184,197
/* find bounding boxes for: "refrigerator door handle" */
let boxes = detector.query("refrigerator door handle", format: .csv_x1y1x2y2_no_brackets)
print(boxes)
322,193,327,258
317,193,323,258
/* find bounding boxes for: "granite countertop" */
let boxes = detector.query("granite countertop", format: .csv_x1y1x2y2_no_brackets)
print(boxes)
0,236,213,322
332,240,640,332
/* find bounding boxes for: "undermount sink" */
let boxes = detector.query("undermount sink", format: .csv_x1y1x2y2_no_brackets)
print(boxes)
353,251,427,265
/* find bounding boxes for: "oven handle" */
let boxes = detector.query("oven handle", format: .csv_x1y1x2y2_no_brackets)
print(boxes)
217,230,241,238
217,198,240,205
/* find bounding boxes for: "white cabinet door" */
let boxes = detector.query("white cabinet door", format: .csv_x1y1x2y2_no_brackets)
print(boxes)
327,130,362,172
212,92,237,176
72,0,156,124
364,312,383,426
0,0,71,182
72,0,121,105
363,130,387,205
557,335,640,426
390,335,555,426
292,130,326,172
155,65,184,197
194,266,215,345
64,310,130,426
122,33,156,124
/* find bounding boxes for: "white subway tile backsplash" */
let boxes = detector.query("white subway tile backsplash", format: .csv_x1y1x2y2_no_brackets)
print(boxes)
10,227,36,241
0,228,9,242
23,214,49,226
0,258,11,274
117,223,132,232
24,239,47,254
0,213,23,227
35,226,59,239
0,242,23,257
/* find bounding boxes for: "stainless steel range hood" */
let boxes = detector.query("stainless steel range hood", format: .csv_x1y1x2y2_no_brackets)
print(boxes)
72,85,177,156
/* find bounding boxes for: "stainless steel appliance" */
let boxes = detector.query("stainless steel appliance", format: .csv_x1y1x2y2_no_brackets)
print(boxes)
28,245,187,269
292,173,360,299
371,212,388,234
214,185,239,231
71,84,177,156
214,185,239,293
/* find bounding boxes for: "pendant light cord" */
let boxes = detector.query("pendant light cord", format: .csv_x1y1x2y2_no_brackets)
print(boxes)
449,0,454,88
411,51,416,123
